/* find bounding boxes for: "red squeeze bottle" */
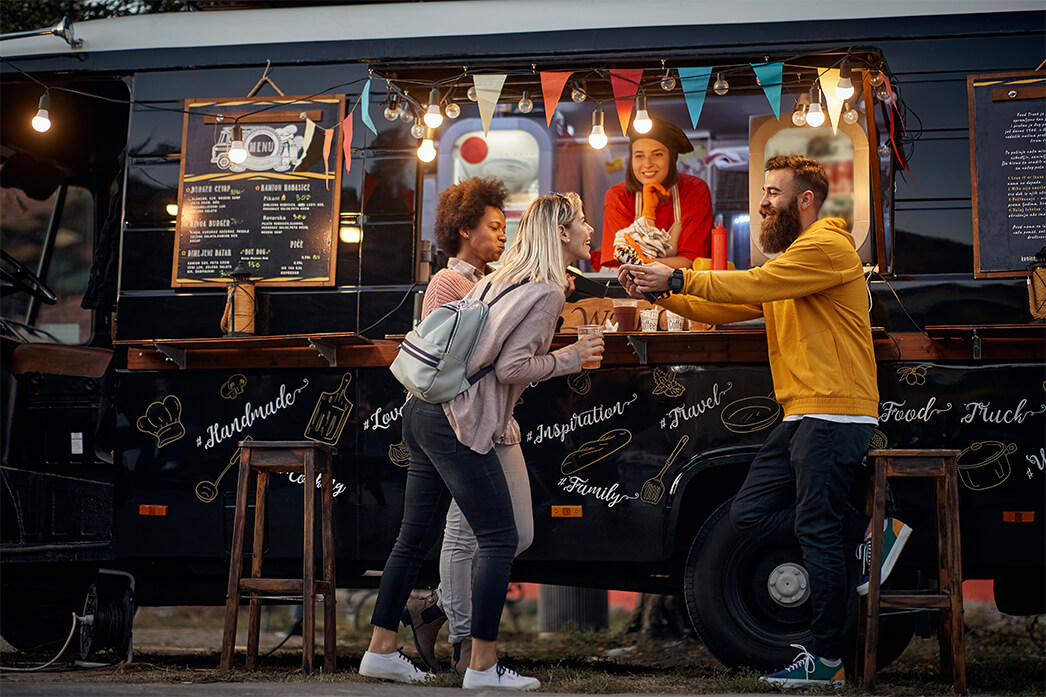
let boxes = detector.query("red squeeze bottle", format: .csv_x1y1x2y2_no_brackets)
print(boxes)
711,218,728,271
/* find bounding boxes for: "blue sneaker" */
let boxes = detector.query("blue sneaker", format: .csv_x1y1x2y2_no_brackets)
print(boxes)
759,644,845,688
857,517,912,596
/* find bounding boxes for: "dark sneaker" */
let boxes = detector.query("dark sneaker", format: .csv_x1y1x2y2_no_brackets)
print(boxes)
401,591,447,672
452,638,473,676
759,644,845,688
359,649,434,683
857,517,913,596
463,662,540,691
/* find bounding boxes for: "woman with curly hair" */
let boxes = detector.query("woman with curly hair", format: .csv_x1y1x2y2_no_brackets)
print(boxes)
361,192,602,690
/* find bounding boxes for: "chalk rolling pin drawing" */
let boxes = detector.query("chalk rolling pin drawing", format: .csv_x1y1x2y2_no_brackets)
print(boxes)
561,428,632,475
640,434,688,505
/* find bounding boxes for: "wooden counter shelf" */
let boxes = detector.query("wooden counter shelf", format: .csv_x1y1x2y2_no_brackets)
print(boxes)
115,332,399,371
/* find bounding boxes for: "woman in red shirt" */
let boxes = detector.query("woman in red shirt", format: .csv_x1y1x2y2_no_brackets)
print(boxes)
597,118,713,269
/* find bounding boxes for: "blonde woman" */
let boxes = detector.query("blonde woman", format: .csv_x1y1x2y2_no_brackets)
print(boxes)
360,193,601,690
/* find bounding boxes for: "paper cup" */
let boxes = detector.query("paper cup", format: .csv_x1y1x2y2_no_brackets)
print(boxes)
639,308,660,332
665,311,685,332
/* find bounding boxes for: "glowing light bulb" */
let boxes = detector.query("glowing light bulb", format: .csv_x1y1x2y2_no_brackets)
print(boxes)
467,85,478,102
632,94,652,134
383,97,400,121
661,71,676,92
423,88,443,128
842,105,860,125
588,110,607,149
228,125,248,164
805,85,825,128
444,102,461,119
31,92,51,133
571,84,586,103
713,73,729,96
417,128,437,162
517,91,534,114
836,58,855,100
166,203,179,217
411,120,425,140
868,70,885,87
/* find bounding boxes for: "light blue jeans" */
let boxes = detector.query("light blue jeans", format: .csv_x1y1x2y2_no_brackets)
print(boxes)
437,442,534,644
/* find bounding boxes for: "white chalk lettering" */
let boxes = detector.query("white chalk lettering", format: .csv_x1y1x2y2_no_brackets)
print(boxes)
879,397,952,423
287,472,346,498
557,475,638,508
960,398,1046,425
202,379,310,449
662,382,733,429
526,394,639,444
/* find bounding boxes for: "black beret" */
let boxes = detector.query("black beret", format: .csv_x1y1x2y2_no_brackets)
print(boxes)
628,117,694,154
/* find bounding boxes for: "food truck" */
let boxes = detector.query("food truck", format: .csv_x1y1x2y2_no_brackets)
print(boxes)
1,0,1043,670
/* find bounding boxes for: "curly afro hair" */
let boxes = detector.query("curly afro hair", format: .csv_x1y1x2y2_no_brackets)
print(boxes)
433,177,508,256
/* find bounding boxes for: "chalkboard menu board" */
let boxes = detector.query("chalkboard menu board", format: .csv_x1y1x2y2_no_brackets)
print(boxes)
173,95,345,287
968,71,1046,278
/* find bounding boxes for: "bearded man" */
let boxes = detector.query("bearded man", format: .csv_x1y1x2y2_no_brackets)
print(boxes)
619,154,909,688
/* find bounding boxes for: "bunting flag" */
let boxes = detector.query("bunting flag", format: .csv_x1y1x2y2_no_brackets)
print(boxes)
322,127,333,190
677,67,712,128
818,68,845,134
473,74,507,136
609,69,643,134
301,117,317,169
341,114,353,176
540,71,573,127
359,79,377,136
751,62,784,119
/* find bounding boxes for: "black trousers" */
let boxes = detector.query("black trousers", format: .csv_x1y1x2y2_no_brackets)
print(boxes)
729,418,874,659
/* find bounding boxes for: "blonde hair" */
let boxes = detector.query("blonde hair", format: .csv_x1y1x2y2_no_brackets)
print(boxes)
488,192,582,287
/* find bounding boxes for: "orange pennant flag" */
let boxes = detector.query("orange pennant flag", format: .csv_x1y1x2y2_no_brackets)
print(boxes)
322,127,333,190
609,68,643,135
540,71,572,127
341,114,353,176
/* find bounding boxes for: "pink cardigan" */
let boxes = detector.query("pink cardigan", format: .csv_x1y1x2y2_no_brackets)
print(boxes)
445,278,581,453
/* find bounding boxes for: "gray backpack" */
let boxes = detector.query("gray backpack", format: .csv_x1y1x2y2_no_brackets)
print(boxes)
391,281,526,403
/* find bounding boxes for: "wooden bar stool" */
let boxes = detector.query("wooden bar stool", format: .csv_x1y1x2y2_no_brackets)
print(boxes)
220,440,336,674
859,449,965,695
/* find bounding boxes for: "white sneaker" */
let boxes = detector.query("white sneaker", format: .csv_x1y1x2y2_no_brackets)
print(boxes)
359,649,434,683
463,663,540,691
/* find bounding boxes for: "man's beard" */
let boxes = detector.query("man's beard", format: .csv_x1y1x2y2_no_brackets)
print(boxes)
759,196,803,254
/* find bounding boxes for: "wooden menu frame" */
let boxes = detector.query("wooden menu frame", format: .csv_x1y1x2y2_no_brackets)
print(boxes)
172,94,345,287
968,71,1046,279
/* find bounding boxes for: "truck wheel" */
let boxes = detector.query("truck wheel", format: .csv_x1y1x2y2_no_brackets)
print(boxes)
683,499,914,670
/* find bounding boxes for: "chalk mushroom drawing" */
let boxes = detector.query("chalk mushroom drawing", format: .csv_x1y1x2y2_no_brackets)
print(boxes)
195,435,252,503
640,435,689,505
560,428,632,476
652,367,685,397
220,374,247,399
137,395,186,448
304,373,353,445
567,371,592,395
957,441,1016,491
388,442,409,468
721,393,782,433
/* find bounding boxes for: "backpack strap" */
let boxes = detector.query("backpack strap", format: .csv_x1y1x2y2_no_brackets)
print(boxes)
466,280,528,386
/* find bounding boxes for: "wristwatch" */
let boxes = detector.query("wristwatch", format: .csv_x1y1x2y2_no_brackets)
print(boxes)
668,268,685,294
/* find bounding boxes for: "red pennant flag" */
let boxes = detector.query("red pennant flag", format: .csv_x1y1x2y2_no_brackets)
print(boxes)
341,114,353,176
540,71,572,127
609,68,644,135
322,127,333,191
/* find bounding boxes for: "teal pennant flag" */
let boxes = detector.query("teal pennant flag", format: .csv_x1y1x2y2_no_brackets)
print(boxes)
360,78,377,136
677,67,712,128
751,62,784,119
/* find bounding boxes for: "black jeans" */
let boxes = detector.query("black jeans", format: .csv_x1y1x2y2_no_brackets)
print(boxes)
729,418,874,659
370,399,518,642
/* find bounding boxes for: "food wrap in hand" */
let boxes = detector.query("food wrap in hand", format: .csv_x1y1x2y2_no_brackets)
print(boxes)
613,218,671,260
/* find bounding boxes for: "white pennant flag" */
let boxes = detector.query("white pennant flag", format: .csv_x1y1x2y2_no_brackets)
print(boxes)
473,74,507,137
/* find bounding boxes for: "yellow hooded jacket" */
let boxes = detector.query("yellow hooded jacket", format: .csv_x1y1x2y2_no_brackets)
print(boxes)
659,217,878,418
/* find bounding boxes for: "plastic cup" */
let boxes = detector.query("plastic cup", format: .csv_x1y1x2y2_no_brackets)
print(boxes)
576,324,603,369
665,311,685,332
612,299,638,332
640,308,660,332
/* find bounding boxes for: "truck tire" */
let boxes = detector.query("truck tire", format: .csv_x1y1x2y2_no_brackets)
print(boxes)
683,499,914,670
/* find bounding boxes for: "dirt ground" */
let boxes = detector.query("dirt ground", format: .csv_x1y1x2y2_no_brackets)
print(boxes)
2,598,1043,695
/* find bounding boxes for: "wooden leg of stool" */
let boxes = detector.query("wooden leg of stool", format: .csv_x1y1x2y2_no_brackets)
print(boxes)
220,451,252,670
321,461,337,673
302,451,316,675
245,470,268,671
943,462,967,695
863,456,888,692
